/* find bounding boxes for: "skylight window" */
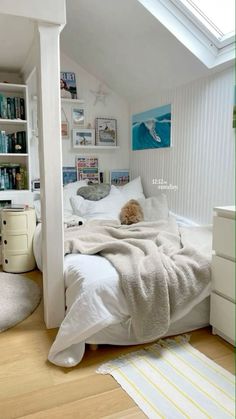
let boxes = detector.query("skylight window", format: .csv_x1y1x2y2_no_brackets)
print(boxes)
173,0,235,43
138,0,235,68
187,0,235,36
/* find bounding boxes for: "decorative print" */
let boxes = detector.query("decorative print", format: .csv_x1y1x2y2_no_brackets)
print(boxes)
61,121,69,139
72,129,95,147
132,104,171,150
72,107,85,126
110,170,130,186
76,156,99,184
62,167,77,186
60,72,77,99
95,118,117,146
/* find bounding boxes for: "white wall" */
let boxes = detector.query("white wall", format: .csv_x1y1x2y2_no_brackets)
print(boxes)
60,52,130,181
0,72,22,83
130,66,234,224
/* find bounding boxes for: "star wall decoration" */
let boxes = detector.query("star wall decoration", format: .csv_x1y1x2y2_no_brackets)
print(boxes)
90,84,109,106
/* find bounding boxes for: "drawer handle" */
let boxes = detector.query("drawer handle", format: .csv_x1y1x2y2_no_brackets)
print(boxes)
4,240,7,245
3,220,6,225
4,259,8,264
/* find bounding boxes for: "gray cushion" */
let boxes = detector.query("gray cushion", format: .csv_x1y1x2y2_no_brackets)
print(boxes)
77,184,111,201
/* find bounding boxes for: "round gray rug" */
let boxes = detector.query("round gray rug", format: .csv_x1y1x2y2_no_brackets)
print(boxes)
0,272,42,332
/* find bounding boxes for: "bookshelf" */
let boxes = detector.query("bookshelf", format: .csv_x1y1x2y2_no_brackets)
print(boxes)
0,83,30,192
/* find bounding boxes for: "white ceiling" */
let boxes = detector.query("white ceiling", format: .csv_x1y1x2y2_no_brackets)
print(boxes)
61,0,211,101
0,15,35,71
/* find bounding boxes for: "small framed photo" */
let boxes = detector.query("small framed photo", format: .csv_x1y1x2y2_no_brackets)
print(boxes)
72,129,95,147
95,118,117,146
110,170,130,186
72,107,85,126
61,121,69,139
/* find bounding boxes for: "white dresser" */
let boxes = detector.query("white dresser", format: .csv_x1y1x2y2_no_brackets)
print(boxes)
210,206,235,345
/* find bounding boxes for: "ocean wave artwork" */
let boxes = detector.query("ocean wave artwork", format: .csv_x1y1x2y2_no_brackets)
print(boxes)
132,104,171,150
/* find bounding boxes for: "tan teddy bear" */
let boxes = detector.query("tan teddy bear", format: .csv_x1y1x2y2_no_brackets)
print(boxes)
120,199,144,225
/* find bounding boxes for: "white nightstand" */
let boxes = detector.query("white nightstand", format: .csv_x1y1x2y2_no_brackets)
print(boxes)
210,206,235,345
1,207,36,273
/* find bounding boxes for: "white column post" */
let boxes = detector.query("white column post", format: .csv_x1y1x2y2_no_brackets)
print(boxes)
37,23,65,328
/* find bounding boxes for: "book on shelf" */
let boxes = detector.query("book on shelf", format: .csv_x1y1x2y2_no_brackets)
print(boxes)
0,130,27,153
0,163,28,191
0,93,25,120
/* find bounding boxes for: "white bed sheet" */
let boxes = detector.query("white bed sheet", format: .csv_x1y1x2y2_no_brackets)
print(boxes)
33,220,212,367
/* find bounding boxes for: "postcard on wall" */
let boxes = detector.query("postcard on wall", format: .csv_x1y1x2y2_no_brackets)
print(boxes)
60,71,77,99
95,118,117,146
132,104,171,150
72,107,85,126
76,156,99,184
110,170,129,186
62,167,77,186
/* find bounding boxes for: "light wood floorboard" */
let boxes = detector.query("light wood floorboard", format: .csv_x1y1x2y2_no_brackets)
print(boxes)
0,270,234,419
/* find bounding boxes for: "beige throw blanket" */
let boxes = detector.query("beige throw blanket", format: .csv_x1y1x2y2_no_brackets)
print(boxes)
64,217,211,341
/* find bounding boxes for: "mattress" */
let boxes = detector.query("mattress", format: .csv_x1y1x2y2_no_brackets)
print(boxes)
33,220,212,367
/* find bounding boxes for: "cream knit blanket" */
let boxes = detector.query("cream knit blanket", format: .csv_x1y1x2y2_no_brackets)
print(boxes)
64,217,211,341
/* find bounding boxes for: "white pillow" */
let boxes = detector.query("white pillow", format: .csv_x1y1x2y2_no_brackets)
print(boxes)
70,185,127,220
117,177,145,200
63,180,88,214
33,180,88,221
139,194,169,221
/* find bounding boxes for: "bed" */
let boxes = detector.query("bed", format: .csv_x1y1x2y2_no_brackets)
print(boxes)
33,178,212,367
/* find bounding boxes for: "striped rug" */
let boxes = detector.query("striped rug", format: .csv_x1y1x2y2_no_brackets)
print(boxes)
97,336,235,418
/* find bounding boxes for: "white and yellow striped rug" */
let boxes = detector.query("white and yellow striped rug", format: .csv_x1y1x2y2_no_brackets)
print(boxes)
97,336,235,418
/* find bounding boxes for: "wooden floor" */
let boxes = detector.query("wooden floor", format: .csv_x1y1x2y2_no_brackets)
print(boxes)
0,270,234,419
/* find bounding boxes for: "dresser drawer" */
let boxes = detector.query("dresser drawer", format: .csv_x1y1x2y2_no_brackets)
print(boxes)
212,255,235,302
210,293,235,342
3,234,29,252
213,216,235,259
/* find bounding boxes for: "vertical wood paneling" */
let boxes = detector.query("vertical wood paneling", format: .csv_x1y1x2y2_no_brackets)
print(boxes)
130,67,234,224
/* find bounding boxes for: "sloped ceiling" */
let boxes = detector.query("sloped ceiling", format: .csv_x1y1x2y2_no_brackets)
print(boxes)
0,15,34,71
61,0,211,101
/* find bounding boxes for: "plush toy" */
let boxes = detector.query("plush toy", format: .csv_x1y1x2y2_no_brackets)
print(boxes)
120,199,144,225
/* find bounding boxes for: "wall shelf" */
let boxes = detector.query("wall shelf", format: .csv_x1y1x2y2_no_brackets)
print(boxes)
73,145,120,150
32,95,84,105
0,119,27,125
61,98,84,104
0,83,26,93
0,153,28,157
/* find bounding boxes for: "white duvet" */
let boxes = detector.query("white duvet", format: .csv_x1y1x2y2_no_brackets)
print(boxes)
33,219,212,367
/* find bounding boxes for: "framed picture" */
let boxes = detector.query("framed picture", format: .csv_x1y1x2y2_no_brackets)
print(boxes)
76,156,99,184
62,167,77,186
132,104,171,150
72,107,85,126
72,129,95,147
61,121,69,139
60,71,77,99
95,118,117,146
110,170,130,186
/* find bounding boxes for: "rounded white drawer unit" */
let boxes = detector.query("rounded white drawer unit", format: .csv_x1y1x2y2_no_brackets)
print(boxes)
1,208,36,273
